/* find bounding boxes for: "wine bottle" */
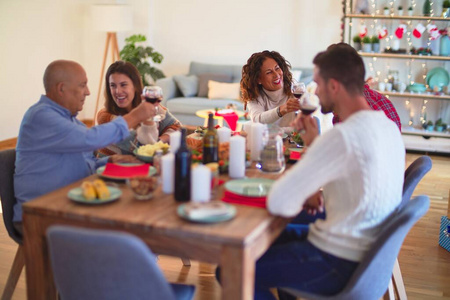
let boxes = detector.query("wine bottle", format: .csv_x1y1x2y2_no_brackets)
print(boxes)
175,128,191,202
202,113,219,164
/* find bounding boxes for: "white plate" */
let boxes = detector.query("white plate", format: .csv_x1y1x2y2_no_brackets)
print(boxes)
224,178,274,197
68,186,121,205
96,163,156,181
177,202,236,223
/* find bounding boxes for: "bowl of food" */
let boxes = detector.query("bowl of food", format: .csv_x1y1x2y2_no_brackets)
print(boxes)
134,141,170,163
126,176,158,200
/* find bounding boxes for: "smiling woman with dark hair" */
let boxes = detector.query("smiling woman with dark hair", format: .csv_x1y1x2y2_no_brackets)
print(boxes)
97,61,181,156
241,50,300,131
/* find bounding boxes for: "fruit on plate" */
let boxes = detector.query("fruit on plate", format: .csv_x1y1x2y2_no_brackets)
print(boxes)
81,179,110,200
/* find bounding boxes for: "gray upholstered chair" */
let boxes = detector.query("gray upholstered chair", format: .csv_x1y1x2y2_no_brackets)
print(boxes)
280,195,429,300
46,225,195,300
0,149,24,300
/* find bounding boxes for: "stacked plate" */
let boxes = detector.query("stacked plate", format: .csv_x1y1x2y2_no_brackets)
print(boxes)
426,67,450,92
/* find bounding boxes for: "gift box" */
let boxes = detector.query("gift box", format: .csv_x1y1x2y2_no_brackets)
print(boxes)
438,193,450,252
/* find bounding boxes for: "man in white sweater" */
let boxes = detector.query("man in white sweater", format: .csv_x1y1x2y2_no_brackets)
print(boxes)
254,43,405,299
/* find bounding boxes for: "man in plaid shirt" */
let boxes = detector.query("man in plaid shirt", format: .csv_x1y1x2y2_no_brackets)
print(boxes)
333,84,401,131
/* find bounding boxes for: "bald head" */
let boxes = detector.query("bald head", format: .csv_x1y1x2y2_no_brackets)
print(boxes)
43,60,90,115
43,60,84,93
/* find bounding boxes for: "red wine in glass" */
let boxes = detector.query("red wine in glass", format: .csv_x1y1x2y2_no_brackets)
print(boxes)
145,97,161,104
293,93,303,99
300,104,317,116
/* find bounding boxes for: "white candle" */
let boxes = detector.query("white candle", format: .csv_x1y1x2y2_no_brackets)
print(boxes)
242,121,252,150
229,135,246,178
191,164,211,202
169,131,181,153
250,123,265,161
217,126,231,143
161,153,174,194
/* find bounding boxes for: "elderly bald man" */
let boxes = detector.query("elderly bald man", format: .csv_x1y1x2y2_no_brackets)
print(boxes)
13,60,158,231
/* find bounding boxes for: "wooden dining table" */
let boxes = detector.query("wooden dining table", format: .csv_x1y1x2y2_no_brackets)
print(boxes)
22,165,292,300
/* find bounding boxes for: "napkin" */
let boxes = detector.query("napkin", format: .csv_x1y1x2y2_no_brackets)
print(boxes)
215,111,238,131
102,163,150,178
221,190,267,208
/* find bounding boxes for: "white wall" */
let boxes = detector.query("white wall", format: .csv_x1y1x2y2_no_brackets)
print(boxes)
0,0,341,141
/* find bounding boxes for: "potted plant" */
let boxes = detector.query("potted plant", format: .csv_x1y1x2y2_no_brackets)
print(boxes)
371,36,380,52
408,6,414,16
443,0,450,17
435,118,447,132
353,35,362,51
425,120,434,131
120,34,165,86
398,6,404,15
423,0,432,16
362,36,372,52
383,6,390,15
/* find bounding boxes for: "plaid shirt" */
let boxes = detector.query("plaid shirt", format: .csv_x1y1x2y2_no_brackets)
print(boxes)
333,84,401,131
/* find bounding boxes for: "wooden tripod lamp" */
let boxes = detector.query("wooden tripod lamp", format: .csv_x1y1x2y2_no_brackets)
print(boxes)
91,4,133,123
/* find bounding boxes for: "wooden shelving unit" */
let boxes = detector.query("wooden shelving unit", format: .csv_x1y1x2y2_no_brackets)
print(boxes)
342,1,450,152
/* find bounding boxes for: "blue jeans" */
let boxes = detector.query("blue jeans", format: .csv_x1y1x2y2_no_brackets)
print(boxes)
254,227,359,300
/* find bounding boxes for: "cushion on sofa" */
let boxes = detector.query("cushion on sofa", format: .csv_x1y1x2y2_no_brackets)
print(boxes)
208,81,240,100
173,75,198,97
197,73,232,97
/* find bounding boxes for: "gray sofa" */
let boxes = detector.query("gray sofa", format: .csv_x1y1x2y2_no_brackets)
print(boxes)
156,61,313,126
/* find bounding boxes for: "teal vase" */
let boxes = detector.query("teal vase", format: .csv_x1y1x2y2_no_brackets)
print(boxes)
423,0,431,16
440,36,450,56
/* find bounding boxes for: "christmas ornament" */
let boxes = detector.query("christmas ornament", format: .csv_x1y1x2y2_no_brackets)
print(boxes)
395,24,407,39
413,23,426,39
359,24,368,38
426,24,441,40
377,26,388,39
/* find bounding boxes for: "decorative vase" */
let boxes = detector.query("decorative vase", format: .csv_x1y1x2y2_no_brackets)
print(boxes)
423,0,431,16
373,43,380,52
354,43,362,51
383,9,389,15
408,9,414,16
362,43,372,52
398,9,403,15
440,35,450,56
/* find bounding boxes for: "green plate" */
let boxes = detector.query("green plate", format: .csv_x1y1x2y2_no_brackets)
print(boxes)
133,149,153,163
428,70,449,91
426,67,449,86
224,178,274,197
96,163,156,181
68,186,121,205
177,203,236,223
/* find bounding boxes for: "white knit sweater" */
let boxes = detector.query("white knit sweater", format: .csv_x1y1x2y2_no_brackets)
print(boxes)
267,110,405,262
247,88,296,129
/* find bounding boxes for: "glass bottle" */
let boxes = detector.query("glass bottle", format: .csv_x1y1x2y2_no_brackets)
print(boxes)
202,113,218,164
153,149,163,185
258,125,285,173
175,128,191,202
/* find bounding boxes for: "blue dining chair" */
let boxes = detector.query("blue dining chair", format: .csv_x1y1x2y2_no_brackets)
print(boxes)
0,149,25,300
401,155,432,209
279,195,430,300
46,225,196,300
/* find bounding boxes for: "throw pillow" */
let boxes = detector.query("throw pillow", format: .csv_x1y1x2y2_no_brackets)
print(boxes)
197,73,232,97
173,75,199,97
207,80,240,100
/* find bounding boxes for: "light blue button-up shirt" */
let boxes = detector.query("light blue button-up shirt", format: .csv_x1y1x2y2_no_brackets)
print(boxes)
13,95,130,221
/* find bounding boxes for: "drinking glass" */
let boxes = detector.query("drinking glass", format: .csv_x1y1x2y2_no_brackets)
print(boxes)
143,86,165,122
292,82,306,100
298,92,319,116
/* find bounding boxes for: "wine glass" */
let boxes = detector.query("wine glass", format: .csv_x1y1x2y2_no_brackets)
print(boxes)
299,92,319,116
292,82,306,100
142,86,164,122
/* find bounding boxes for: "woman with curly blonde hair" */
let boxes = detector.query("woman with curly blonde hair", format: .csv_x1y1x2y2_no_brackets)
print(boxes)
241,51,300,130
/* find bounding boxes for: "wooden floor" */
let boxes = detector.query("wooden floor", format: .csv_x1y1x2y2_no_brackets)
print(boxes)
0,148,449,299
